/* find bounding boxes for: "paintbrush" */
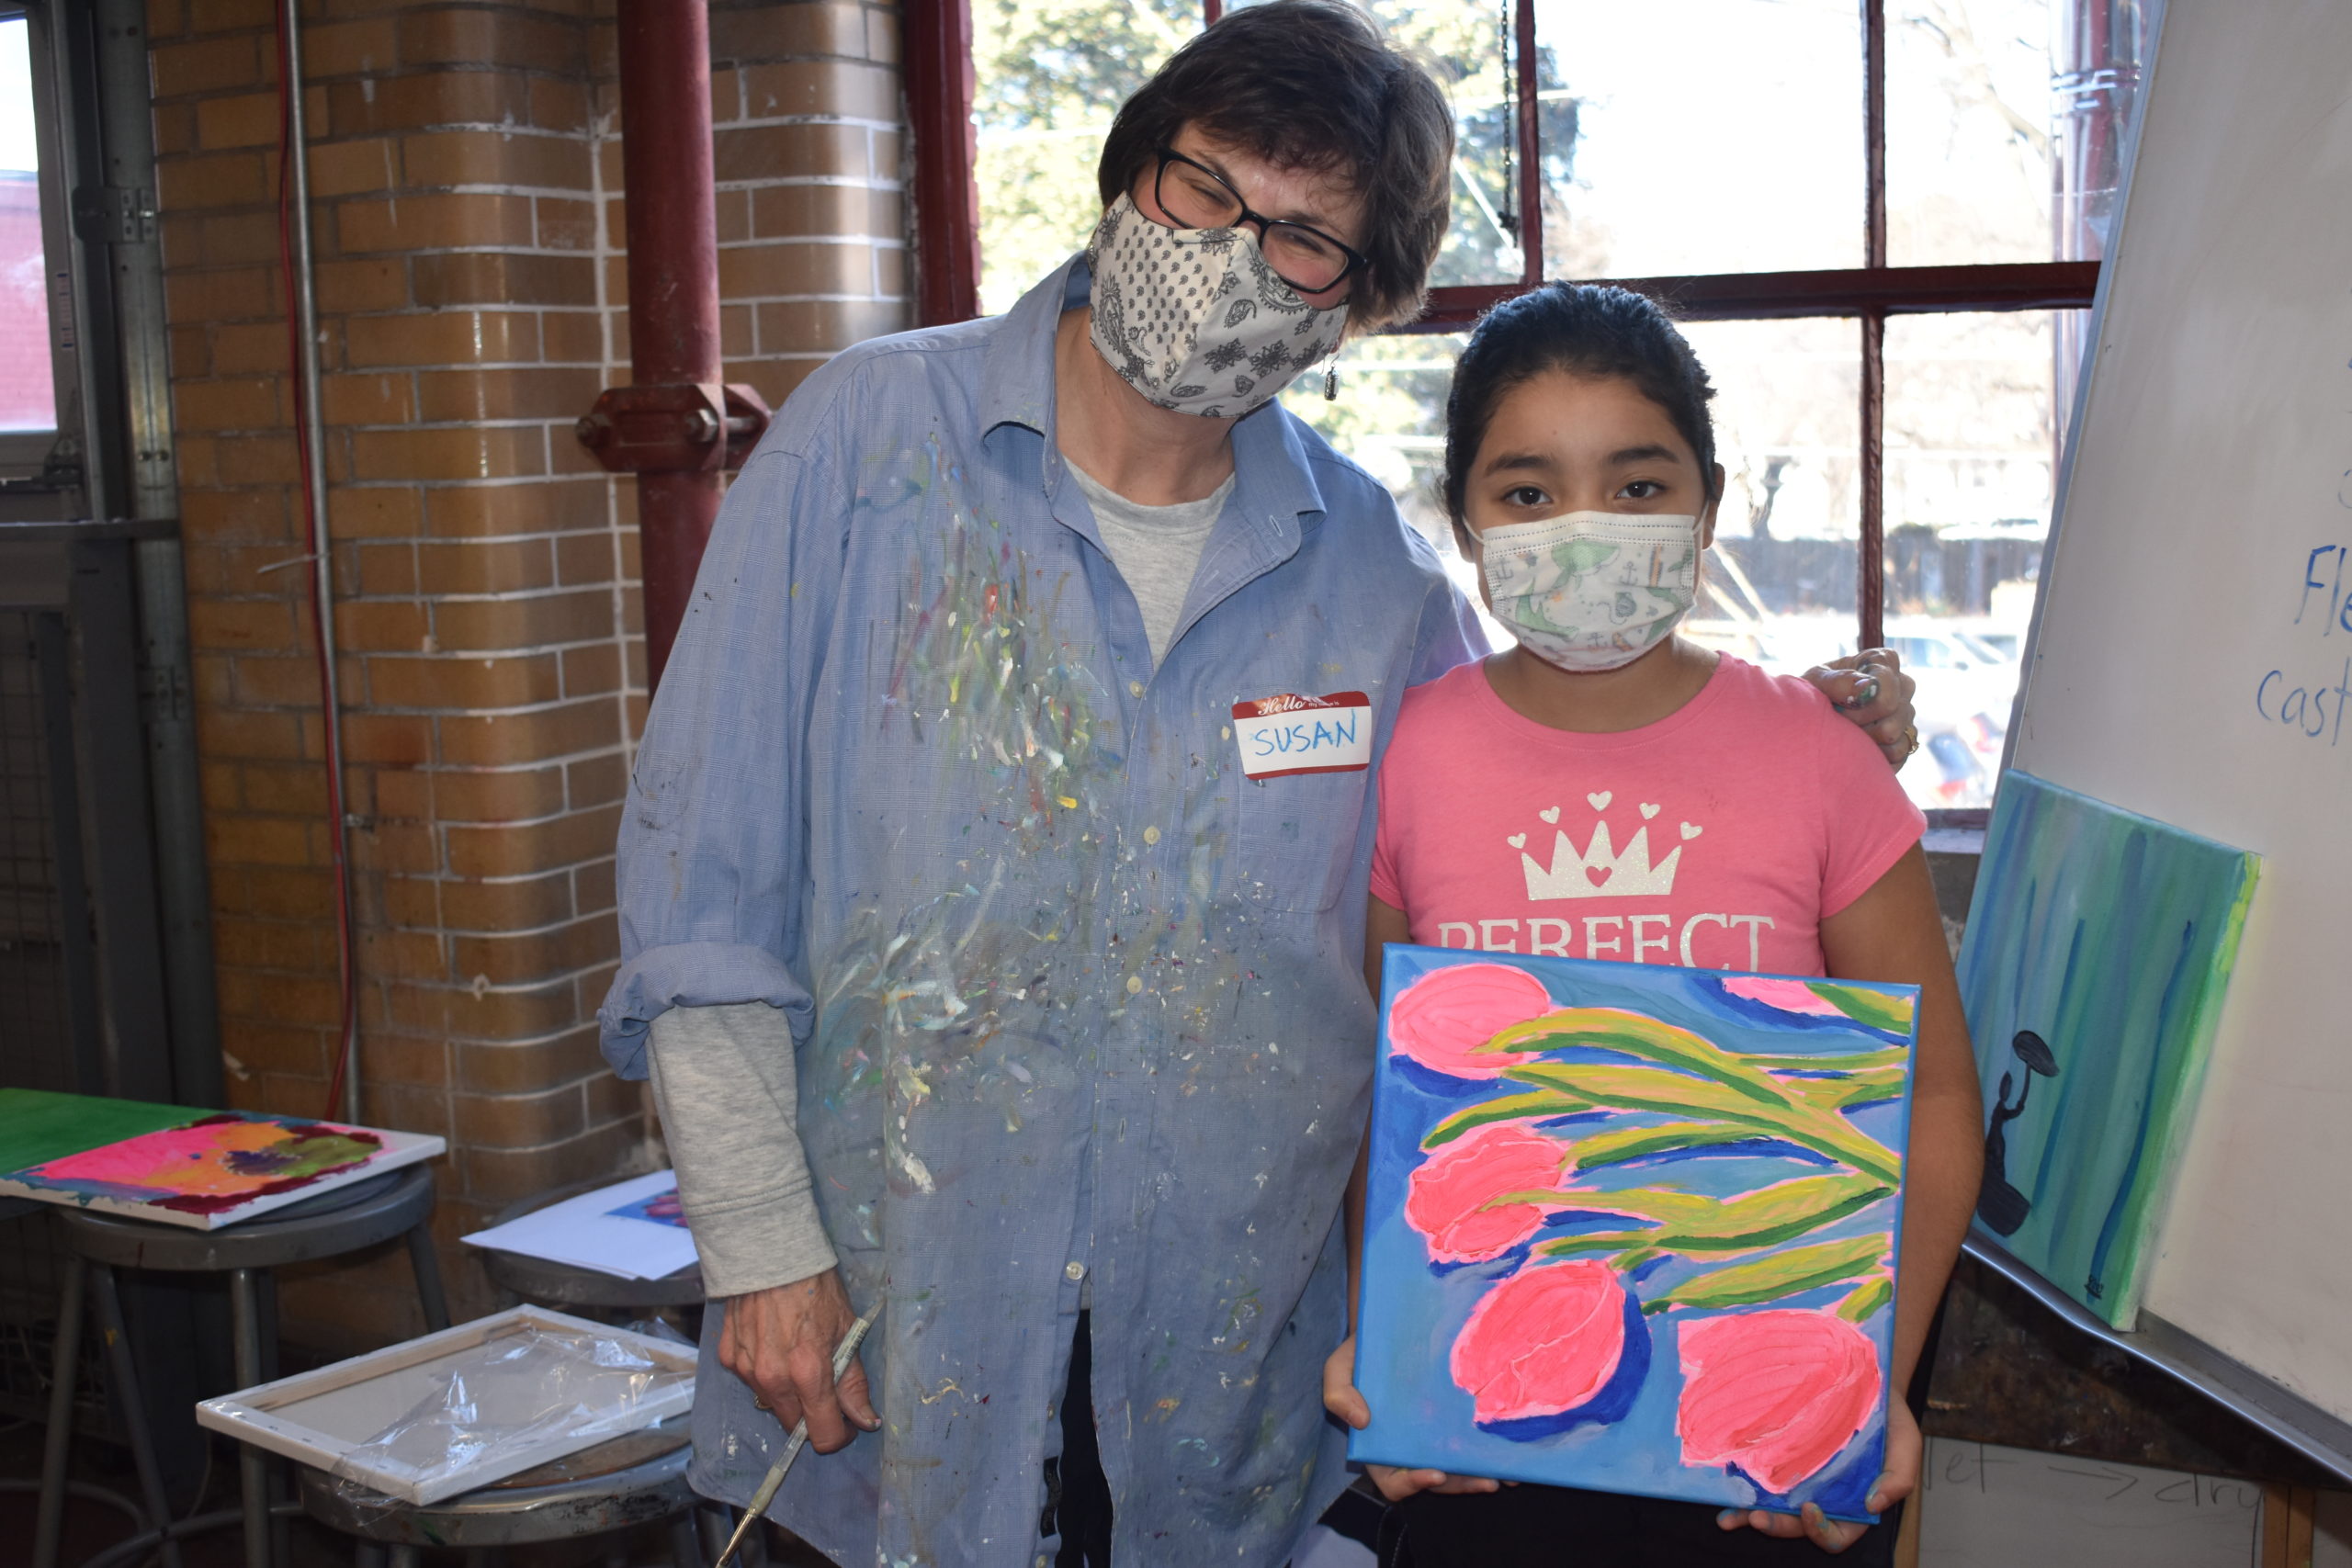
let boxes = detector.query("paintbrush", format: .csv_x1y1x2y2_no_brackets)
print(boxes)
711,1302,881,1568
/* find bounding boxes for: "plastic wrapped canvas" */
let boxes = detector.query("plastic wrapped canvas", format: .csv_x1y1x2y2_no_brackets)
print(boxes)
1350,946,1920,1521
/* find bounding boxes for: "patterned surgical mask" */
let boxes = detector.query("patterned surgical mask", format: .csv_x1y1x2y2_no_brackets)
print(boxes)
1479,511,1702,672
1085,195,1349,420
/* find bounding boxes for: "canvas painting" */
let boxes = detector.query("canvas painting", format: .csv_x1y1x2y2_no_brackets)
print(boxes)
1351,946,1920,1521
1957,771,2258,1330
0,1090,444,1231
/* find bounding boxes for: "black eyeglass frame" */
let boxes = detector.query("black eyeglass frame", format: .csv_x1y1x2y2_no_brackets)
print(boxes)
1147,147,1372,297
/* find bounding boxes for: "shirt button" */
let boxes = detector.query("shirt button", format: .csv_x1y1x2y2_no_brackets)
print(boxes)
1128,680,1144,697
1065,1260,1087,1282
1142,825,1160,845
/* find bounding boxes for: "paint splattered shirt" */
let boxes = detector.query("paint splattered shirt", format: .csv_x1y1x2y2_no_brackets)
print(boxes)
598,257,1484,1568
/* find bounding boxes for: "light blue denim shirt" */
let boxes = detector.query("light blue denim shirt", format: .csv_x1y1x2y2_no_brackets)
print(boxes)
600,257,1483,1568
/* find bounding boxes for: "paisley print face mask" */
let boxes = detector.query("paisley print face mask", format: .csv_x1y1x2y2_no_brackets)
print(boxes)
1085,195,1350,420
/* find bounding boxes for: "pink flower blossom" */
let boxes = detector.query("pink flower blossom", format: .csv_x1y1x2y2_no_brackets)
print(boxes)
1388,963,1555,1078
1676,1309,1883,1495
1449,1259,1630,1425
1405,1122,1569,1263
1719,976,1845,1017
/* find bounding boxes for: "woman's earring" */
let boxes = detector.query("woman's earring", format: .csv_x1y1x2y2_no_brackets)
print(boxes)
1324,363,1339,401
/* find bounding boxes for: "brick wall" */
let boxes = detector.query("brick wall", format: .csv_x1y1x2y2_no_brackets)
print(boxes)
153,0,908,1348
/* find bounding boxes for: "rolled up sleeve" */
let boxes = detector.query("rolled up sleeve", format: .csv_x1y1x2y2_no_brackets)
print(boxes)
597,445,849,1079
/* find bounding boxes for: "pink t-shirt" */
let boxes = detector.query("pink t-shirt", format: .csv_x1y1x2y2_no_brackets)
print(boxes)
1370,656,1923,976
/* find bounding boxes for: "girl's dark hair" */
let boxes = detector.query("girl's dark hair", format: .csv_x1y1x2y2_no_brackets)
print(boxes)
1442,284,1720,525
1098,1,1453,331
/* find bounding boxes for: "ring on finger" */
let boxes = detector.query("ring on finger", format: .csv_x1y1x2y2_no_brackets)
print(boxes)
1901,725,1919,760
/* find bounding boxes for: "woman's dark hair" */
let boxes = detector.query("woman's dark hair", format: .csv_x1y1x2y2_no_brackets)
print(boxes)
1097,1,1453,331
1442,284,1721,526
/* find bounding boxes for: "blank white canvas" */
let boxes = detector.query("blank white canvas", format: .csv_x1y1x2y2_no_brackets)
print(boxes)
460,1169,698,1280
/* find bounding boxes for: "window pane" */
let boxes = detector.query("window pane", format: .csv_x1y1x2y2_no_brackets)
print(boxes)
1886,0,2055,266
1881,310,2061,809
1279,332,1509,642
1532,0,1864,279
0,17,52,434
1684,317,1863,681
972,0,1198,318
1363,2,1525,287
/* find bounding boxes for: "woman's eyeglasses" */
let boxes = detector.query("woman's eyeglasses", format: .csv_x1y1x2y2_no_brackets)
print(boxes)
1148,148,1369,298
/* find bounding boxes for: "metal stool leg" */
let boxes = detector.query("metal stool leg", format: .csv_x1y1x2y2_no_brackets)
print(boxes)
404,1222,450,1332
230,1267,271,1568
32,1256,86,1568
353,1544,388,1568
88,1264,187,1568
388,1548,422,1568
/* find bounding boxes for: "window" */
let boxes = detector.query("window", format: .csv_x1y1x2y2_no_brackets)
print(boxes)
0,15,53,438
940,0,2154,811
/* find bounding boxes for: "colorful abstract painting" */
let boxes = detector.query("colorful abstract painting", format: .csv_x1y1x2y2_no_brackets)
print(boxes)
1957,771,2258,1330
1351,947,1920,1521
0,1089,445,1231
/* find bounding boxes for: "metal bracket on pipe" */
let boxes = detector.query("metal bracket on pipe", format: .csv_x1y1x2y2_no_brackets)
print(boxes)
575,383,771,473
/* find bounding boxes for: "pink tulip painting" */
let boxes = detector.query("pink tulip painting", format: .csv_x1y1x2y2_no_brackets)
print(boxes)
1675,1309,1883,1495
1388,963,1557,1078
1404,1122,1569,1264
1449,1259,1643,1428
1718,976,1847,1018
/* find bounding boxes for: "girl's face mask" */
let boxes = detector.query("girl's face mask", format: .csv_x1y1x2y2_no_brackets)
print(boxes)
1477,510,1702,672
1085,195,1349,420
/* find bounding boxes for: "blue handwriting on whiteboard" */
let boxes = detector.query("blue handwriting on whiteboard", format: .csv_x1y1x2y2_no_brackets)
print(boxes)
2256,544,2352,745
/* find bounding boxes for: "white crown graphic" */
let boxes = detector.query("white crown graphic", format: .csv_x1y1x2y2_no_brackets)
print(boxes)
1521,820,1682,900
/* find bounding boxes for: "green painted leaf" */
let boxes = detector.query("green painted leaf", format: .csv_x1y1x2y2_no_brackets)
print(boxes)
1643,1235,1890,1313
1805,982,1917,1034
1507,1062,1903,1184
1746,1046,1911,1074
1837,1275,1895,1323
1510,1171,1895,1255
1482,1008,1801,1111
1781,1067,1907,1111
1422,1092,1589,1149
1565,1121,1770,1172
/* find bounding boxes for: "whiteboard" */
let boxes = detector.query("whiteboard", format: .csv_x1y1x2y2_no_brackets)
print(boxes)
2013,0,2352,1427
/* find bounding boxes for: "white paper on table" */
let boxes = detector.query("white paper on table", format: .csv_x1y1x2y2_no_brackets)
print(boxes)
460,1170,699,1280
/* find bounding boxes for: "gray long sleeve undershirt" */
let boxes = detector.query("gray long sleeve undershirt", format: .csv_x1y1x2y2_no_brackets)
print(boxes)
650,468,1219,1299
646,1001,837,1298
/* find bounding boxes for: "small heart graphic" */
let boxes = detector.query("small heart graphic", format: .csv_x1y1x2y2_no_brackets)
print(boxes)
1639,803,1660,819
1587,791,1612,810
1586,865,1612,886
1679,822,1703,840
1539,807,1561,824
1508,833,1528,849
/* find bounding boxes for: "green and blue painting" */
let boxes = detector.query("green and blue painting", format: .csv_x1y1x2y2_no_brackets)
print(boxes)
1958,771,2260,1330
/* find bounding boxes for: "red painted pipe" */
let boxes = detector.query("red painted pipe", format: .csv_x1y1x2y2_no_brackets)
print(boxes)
616,0,721,690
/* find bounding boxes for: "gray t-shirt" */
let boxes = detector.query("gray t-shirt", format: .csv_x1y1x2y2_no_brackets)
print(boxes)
1066,459,1232,666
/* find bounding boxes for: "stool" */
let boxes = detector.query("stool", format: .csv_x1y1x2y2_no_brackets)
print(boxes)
33,1165,452,1568
478,1177,706,1318
291,1414,739,1568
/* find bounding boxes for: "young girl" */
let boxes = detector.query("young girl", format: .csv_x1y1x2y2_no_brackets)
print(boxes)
1323,284,1984,1565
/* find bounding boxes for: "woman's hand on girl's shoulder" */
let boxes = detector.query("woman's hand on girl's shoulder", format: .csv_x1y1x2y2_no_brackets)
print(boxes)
1322,1333,1504,1503
1805,648,1919,769
1715,1398,1921,1554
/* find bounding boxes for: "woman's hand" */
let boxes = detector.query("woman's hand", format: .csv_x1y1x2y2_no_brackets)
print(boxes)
1323,1334,1501,1503
1805,649,1919,769
1713,1398,1921,1553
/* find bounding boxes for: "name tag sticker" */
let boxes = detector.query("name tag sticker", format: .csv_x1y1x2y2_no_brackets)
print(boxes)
1232,691,1374,779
